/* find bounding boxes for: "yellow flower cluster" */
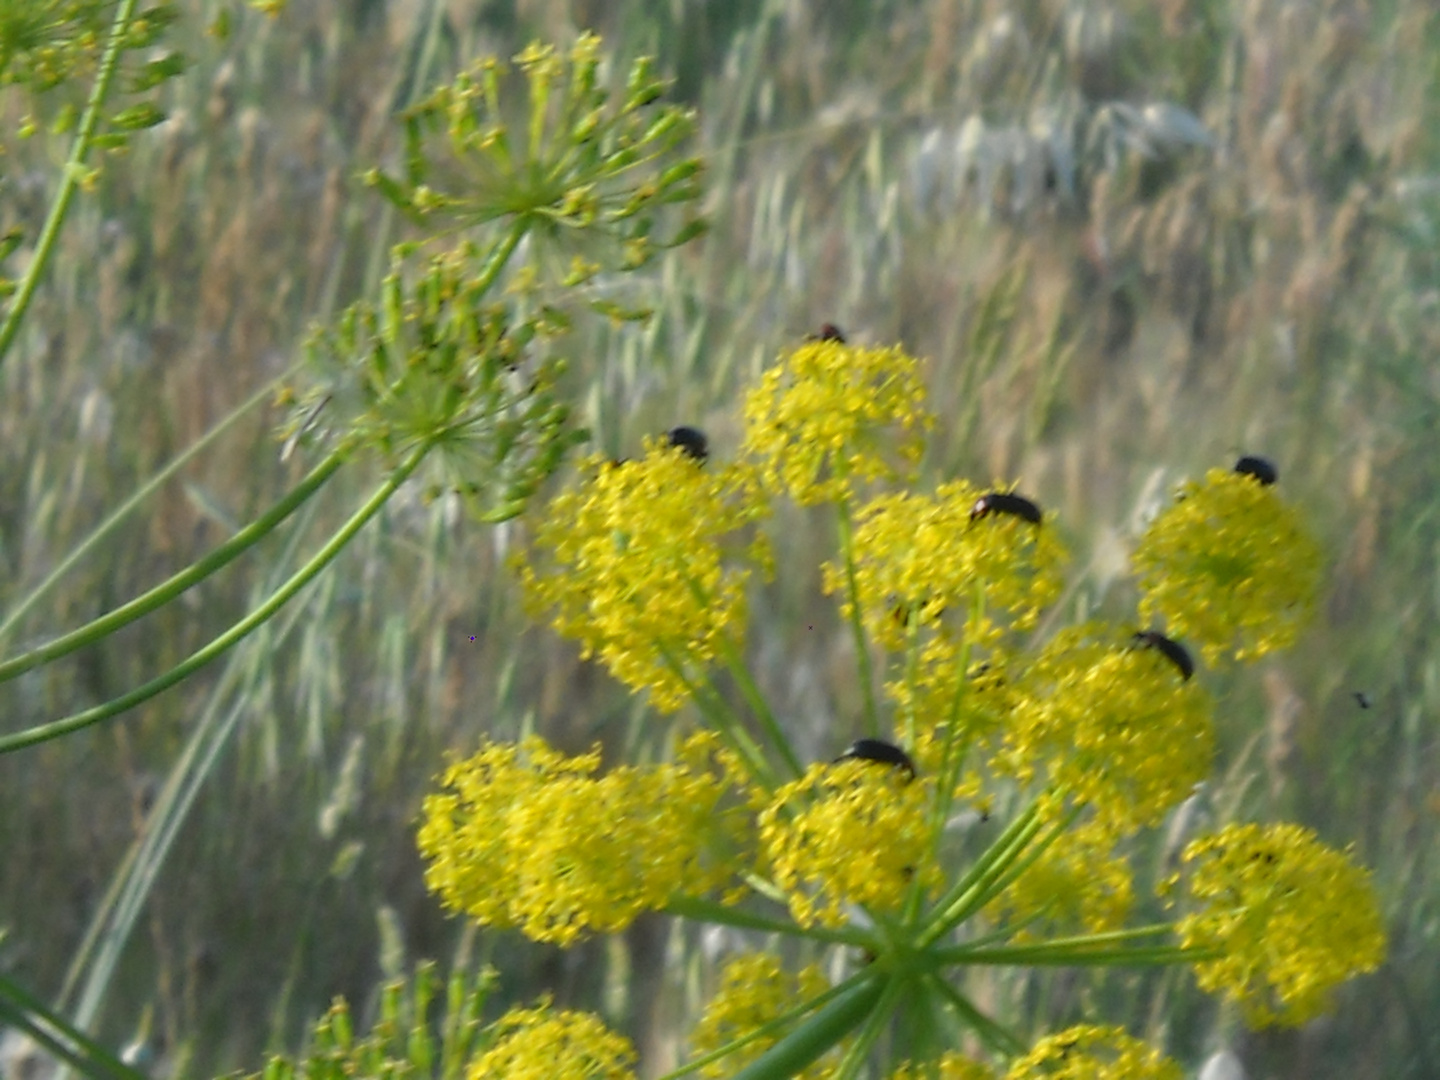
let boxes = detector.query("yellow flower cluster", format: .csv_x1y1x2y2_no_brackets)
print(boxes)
1004,1026,1182,1079
759,759,941,927
887,1052,997,1080
1132,469,1322,664
1175,822,1386,1026
829,482,1067,650
742,339,932,505
417,734,739,945
989,820,1134,936
470,1003,636,1080
689,954,837,1080
517,441,766,712
887,639,1019,762
1002,625,1213,835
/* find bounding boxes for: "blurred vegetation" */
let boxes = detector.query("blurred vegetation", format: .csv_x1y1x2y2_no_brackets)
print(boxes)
1,0,1438,1078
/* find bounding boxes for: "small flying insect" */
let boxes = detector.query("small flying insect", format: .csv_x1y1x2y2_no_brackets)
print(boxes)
969,491,1044,525
809,323,847,343
833,738,917,781
665,425,709,463
1131,630,1195,681
1234,455,1278,486
1353,691,1372,709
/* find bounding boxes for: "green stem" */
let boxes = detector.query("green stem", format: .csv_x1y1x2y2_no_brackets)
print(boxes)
936,924,1184,965
0,972,147,1080
830,975,903,1080
656,644,776,790
918,797,1047,948
834,497,879,736
931,584,984,835
469,217,529,295
727,973,886,1080
653,973,865,1080
715,635,803,779
0,450,345,684
663,895,875,949
923,803,1080,945
943,942,1217,968
0,445,427,754
923,973,1026,1057
0,361,300,653
0,0,140,368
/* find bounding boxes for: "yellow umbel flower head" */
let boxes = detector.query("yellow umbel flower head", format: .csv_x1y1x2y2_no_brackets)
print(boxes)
828,481,1067,650
988,819,1135,937
470,1003,636,1080
1003,1025,1183,1079
518,439,767,711
1132,467,1322,664
742,338,932,505
1174,822,1386,1026
689,954,836,1080
759,758,940,928
418,734,741,945
1002,624,1213,835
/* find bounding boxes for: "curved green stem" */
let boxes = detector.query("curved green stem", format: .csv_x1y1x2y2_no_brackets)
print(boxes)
0,361,301,655
0,445,427,754
834,498,879,736
0,449,345,684
469,217,529,295
0,0,141,368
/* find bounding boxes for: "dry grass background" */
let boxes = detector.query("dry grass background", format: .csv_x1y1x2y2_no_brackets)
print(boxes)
1,0,1438,1076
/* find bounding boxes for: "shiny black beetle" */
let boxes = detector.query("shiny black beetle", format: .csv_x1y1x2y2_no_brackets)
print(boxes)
969,491,1043,525
833,738,917,781
1131,630,1195,681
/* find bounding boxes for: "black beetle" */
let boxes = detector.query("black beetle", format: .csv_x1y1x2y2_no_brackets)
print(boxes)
810,323,847,343
833,738,917,781
1234,456,1278,486
969,491,1043,525
1131,630,1195,681
665,426,709,463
